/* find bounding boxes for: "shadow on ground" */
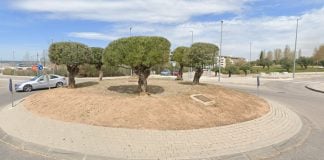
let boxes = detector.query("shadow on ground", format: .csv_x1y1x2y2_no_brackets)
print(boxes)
108,85,164,94
178,82,207,86
76,81,99,88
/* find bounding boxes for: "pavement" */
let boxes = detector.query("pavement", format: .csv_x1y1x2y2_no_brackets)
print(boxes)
0,96,304,159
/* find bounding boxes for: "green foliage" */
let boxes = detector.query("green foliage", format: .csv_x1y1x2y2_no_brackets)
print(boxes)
296,57,313,69
49,42,91,65
280,57,293,72
239,63,251,75
104,36,171,69
189,42,219,68
320,60,324,67
172,46,190,67
264,59,273,70
225,65,239,74
89,47,104,68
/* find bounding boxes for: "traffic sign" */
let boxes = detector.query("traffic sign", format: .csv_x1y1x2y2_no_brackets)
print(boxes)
38,64,43,71
32,65,38,71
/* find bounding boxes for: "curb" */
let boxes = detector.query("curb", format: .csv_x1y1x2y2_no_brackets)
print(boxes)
0,116,312,160
305,85,324,94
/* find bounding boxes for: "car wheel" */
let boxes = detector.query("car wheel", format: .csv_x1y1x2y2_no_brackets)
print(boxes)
23,85,32,92
56,82,63,88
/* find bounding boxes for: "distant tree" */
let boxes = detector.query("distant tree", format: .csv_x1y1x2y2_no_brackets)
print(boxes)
283,45,293,60
239,63,251,76
320,60,324,67
225,64,238,77
280,57,293,72
49,42,91,88
313,44,324,63
266,51,273,61
258,51,266,68
89,47,104,81
172,46,190,80
274,48,282,64
189,42,218,84
264,59,273,70
297,57,313,69
104,36,170,93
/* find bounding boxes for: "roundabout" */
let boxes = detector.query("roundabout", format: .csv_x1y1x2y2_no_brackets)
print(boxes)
0,78,304,160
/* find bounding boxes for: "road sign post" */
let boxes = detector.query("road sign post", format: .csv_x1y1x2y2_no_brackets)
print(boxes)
9,78,14,107
257,75,260,96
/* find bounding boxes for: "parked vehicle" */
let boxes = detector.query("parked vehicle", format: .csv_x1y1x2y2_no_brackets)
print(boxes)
160,69,171,76
15,74,67,92
172,71,179,76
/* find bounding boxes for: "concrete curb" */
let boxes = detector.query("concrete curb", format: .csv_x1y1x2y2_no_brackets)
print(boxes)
0,116,312,160
0,100,307,160
305,84,324,94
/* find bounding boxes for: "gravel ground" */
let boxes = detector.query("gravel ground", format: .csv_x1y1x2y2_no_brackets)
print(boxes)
24,78,269,130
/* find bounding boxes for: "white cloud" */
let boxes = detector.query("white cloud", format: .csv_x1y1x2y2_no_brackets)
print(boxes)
73,7,323,59
10,0,250,23
10,0,324,59
68,32,118,41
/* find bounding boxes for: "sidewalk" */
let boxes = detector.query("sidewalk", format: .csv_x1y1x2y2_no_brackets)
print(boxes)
0,100,304,160
305,82,324,93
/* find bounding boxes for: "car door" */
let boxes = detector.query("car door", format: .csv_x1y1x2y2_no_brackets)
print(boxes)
35,75,48,89
49,75,59,87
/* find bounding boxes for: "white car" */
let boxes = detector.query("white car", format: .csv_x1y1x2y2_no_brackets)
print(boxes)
15,74,67,92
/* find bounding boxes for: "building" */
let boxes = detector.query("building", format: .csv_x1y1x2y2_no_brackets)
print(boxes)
216,56,246,68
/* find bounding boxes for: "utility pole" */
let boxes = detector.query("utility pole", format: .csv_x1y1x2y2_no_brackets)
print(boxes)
293,18,300,79
218,20,223,82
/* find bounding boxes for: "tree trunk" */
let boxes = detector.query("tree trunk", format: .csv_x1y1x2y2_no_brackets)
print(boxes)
244,71,247,76
96,65,103,81
134,66,150,94
228,70,232,77
176,65,184,80
67,65,79,88
193,67,204,85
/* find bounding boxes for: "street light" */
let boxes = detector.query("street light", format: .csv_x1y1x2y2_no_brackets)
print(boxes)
293,18,300,79
130,27,132,37
249,41,252,64
189,31,194,79
218,20,223,82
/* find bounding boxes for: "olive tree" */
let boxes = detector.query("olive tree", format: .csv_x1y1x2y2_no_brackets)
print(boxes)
172,46,190,80
90,47,104,81
189,42,218,84
49,42,91,88
104,36,171,93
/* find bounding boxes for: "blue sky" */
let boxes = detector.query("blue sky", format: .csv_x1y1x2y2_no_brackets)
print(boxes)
0,0,324,61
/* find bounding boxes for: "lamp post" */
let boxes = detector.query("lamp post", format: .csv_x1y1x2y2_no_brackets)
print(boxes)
189,31,194,79
249,41,252,64
218,20,223,82
293,18,300,79
129,27,132,37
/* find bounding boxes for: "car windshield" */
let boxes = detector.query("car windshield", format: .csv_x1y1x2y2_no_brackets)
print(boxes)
30,75,42,81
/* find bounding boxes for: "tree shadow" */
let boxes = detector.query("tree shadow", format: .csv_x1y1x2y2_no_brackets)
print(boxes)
178,82,207,86
76,81,99,88
108,85,164,94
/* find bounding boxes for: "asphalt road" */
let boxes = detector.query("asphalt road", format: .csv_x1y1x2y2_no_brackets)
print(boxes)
221,76,324,160
0,75,323,159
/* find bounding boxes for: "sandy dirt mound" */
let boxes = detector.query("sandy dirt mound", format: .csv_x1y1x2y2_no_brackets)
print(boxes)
24,79,269,130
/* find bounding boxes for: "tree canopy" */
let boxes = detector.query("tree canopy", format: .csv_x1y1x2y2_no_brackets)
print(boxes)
189,42,218,84
104,36,171,93
172,46,190,80
90,47,104,80
49,42,91,88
